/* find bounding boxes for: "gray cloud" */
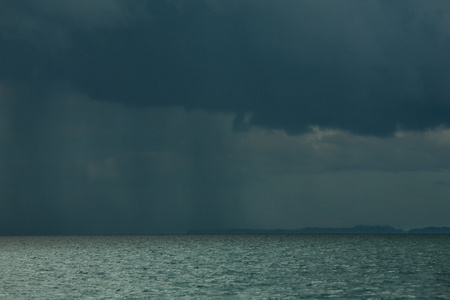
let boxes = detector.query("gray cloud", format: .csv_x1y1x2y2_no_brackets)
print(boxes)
435,180,450,188
226,127,450,175
1,1,450,234
1,0,450,136
0,87,247,234
0,0,143,46
1,86,450,234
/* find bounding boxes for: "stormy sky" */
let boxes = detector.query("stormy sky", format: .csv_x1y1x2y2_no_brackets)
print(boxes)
1,0,450,234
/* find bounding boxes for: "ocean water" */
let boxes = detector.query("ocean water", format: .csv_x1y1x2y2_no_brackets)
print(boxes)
0,235,448,299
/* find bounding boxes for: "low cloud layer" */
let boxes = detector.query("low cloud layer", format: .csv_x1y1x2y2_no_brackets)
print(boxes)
1,87,449,233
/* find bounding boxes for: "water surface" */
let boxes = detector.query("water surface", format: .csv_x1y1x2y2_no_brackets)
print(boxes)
0,235,448,299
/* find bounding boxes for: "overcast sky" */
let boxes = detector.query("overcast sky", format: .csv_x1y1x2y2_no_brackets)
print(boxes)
1,0,450,234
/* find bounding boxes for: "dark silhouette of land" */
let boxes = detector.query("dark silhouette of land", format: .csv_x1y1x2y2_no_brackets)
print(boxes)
187,225,450,234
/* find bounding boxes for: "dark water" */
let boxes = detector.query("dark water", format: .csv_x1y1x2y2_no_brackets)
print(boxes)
0,235,448,299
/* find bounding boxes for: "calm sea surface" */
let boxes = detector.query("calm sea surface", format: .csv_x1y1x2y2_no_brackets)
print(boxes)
0,234,448,299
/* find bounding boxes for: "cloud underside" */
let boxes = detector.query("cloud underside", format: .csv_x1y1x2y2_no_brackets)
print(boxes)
1,92,450,233
1,0,450,136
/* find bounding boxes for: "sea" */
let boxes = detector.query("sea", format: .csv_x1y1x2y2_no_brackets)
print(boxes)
0,234,448,299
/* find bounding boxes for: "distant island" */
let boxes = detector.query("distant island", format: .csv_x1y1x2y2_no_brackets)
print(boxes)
187,225,450,234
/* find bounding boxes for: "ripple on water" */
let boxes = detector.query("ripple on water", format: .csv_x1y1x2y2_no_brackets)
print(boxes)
0,234,449,299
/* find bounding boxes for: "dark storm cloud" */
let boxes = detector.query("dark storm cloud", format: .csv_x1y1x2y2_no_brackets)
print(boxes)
1,0,450,136
2,1,450,235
